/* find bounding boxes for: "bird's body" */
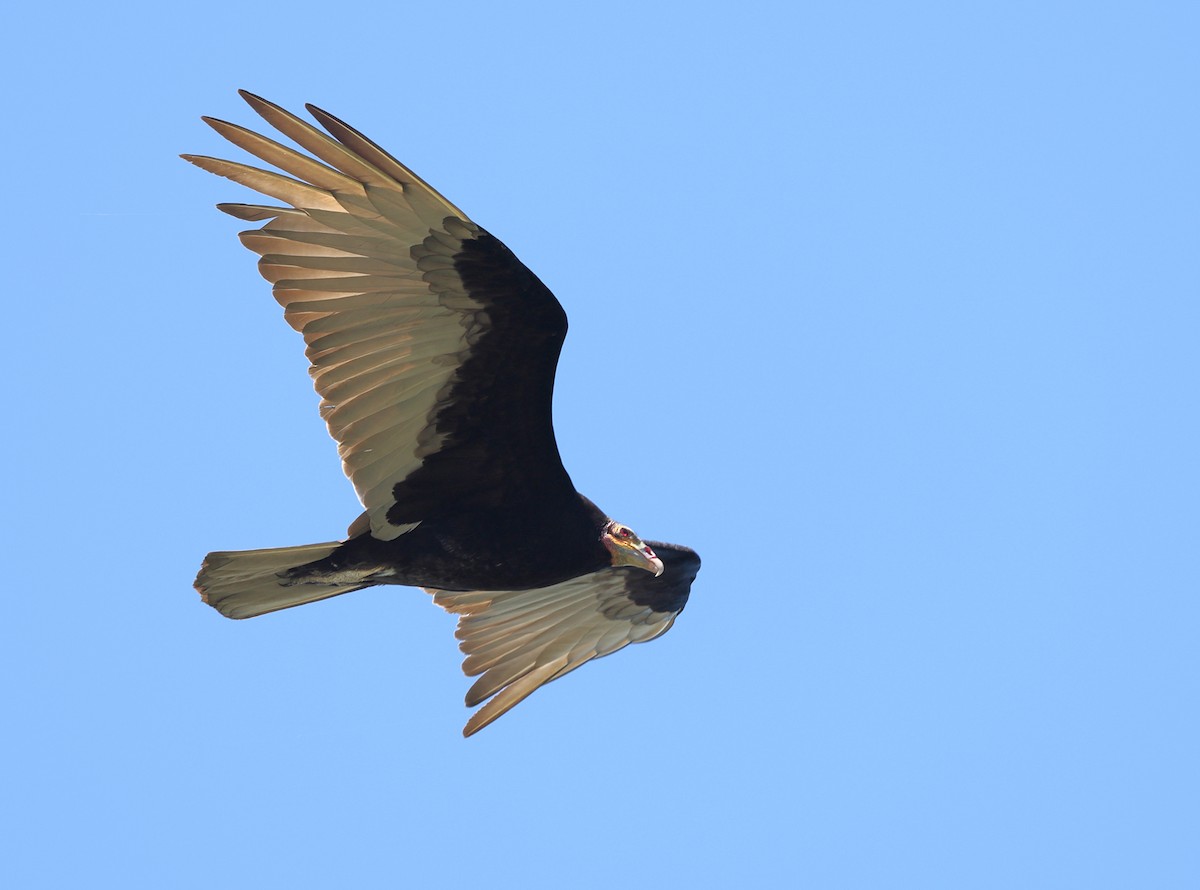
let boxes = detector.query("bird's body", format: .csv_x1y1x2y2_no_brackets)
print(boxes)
282,494,613,593
188,92,699,735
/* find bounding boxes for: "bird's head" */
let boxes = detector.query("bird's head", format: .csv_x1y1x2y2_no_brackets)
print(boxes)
601,521,664,576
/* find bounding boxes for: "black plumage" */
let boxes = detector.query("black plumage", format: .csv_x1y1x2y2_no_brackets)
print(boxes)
188,92,699,735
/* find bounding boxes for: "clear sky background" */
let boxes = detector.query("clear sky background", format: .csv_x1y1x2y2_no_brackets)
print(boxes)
4,1,1197,887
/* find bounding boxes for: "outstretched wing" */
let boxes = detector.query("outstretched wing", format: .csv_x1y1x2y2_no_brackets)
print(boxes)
431,542,701,736
184,92,575,540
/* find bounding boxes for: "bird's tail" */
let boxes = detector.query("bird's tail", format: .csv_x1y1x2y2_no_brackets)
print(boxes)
195,541,367,619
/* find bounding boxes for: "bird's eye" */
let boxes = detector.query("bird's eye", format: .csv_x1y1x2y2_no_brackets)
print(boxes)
617,527,632,539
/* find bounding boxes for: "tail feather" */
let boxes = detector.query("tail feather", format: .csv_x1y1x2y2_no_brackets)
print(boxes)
195,541,366,619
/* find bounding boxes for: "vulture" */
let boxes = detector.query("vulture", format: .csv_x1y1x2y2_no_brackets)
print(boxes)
187,91,700,736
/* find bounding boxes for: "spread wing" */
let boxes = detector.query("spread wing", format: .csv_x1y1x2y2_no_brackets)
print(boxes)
183,92,575,540
431,542,700,736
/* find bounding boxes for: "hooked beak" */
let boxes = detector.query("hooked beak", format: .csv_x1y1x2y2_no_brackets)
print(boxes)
643,545,665,577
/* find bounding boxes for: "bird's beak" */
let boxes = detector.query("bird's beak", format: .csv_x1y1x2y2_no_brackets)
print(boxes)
645,546,665,576
630,542,665,577
604,533,665,576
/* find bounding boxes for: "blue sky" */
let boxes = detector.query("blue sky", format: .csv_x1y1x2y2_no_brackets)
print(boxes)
4,1,1198,887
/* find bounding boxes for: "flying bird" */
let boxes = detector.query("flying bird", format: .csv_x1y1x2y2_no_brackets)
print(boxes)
186,92,700,736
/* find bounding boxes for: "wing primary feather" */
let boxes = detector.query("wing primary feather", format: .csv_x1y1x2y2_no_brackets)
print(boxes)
238,90,399,189
216,202,300,222
201,116,357,193
462,659,568,737
304,103,467,222
181,155,340,211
